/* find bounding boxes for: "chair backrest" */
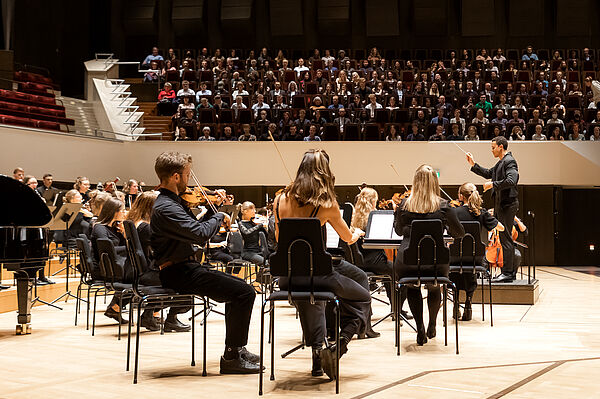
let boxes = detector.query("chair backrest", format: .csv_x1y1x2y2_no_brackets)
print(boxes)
96,238,121,282
122,220,148,290
449,221,485,268
76,235,93,277
258,231,270,263
269,218,332,278
348,242,365,268
228,230,244,259
402,219,449,275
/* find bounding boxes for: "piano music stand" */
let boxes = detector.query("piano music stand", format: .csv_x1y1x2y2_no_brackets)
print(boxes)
45,203,82,306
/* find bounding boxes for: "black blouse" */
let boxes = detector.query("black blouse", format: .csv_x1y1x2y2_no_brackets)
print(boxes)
393,199,465,244
239,220,266,253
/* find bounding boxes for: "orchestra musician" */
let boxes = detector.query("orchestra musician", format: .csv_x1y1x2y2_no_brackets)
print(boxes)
12,167,24,182
126,191,190,332
393,165,465,346
61,189,93,247
466,136,520,282
150,151,260,374
36,173,60,205
23,175,55,285
208,214,236,273
238,201,267,267
90,197,132,324
273,149,371,380
123,179,141,209
74,176,91,203
449,183,503,321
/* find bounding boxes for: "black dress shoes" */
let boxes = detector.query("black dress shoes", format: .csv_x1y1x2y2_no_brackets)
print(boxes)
319,337,348,380
358,326,381,339
38,276,55,285
141,312,160,331
311,348,324,377
220,356,261,374
0,284,10,290
34,278,49,286
461,307,473,321
401,310,414,320
426,322,436,339
492,273,514,283
416,328,428,346
164,317,191,332
239,347,260,364
104,307,128,324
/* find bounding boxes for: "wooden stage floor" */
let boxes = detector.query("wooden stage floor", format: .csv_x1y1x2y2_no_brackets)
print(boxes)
0,266,599,398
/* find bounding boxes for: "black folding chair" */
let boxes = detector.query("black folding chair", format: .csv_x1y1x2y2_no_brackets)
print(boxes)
74,236,105,329
394,219,459,355
449,221,493,326
123,220,207,384
259,218,341,395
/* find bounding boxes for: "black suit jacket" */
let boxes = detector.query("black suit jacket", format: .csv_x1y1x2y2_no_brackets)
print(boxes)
471,152,519,206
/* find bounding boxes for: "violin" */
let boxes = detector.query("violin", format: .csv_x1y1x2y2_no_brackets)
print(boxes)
378,190,411,210
252,215,269,227
449,199,463,208
180,185,234,208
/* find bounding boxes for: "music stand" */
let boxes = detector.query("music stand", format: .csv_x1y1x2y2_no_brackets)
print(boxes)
363,210,416,332
45,203,82,306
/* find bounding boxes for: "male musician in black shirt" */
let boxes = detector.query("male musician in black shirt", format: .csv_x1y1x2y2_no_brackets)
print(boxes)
151,152,260,374
36,173,60,205
466,136,519,282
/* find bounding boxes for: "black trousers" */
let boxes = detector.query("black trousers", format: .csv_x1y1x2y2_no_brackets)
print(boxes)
279,260,370,347
449,271,477,294
160,261,255,347
496,199,519,275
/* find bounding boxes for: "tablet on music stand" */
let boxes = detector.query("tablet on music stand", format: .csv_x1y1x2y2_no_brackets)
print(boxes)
325,203,353,253
363,210,403,248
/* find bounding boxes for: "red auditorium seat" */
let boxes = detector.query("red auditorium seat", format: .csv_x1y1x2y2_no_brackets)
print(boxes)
1,115,35,128
35,120,60,131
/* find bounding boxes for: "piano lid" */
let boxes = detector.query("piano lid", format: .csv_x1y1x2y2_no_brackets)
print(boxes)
0,175,52,226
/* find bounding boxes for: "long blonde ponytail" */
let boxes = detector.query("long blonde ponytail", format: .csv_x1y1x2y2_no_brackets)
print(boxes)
351,187,378,230
459,182,482,216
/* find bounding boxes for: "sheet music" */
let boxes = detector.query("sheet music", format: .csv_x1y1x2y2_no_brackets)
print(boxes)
326,209,344,249
367,213,395,239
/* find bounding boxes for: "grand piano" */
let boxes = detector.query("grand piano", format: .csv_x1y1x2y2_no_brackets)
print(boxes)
0,175,52,334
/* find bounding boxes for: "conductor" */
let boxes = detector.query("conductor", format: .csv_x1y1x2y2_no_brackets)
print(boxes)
465,136,520,283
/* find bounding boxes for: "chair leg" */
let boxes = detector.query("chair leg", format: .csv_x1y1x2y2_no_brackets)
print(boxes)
453,285,459,354
118,294,124,340
397,284,402,356
126,298,135,371
92,289,99,336
443,284,448,347
74,284,81,326
270,303,275,381
86,287,91,330
489,274,494,327
259,300,266,396
481,273,485,321
202,297,207,376
191,301,196,367
133,301,143,384
335,300,340,394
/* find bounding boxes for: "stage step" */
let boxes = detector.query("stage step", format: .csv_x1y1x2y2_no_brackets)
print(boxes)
461,278,540,305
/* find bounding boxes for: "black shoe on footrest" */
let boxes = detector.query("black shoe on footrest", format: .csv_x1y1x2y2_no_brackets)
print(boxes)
492,273,514,283
104,308,128,324
220,356,261,374
164,317,191,332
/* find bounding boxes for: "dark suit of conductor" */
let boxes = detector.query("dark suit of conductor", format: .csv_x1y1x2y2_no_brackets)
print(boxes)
471,152,519,276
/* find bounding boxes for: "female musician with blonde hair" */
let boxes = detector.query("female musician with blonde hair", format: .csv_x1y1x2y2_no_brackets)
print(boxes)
449,183,502,321
274,149,371,380
127,191,190,332
393,165,465,345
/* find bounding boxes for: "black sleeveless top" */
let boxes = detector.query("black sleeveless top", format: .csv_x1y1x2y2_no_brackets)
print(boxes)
274,195,326,246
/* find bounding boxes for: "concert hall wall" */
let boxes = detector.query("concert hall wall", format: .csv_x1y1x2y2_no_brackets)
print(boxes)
2,126,599,265
8,0,600,97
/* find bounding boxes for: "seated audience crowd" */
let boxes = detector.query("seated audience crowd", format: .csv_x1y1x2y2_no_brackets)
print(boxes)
144,46,600,141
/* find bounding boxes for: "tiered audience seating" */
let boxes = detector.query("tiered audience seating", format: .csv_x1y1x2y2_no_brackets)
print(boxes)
141,47,600,141
0,71,74,132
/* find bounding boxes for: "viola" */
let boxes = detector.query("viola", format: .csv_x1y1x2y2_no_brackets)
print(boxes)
378,190,411,210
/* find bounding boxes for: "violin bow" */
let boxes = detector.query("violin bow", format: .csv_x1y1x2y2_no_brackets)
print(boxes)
268,131,293,182
189,170,219,214
389,163,410,192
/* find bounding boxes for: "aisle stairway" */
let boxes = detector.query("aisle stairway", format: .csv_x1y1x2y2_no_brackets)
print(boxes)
57,96,100,136
138,102,173,140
